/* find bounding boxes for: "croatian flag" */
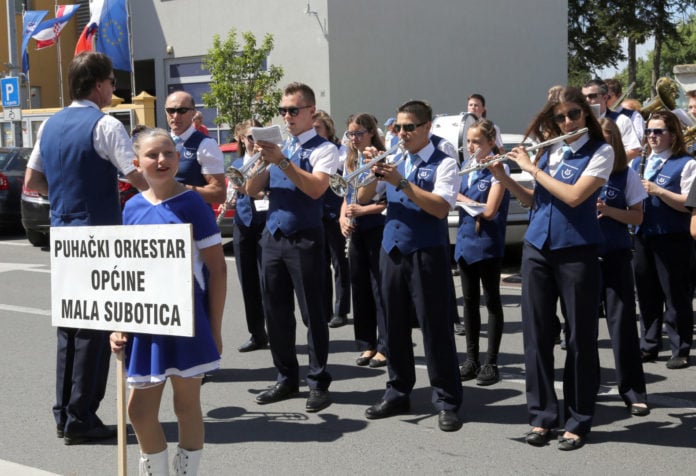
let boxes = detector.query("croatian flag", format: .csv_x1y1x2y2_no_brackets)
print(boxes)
32,4,81,50
74,0,131,72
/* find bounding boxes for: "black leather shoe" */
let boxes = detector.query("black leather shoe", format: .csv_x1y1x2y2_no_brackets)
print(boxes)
365,399,409,420
641,351,658,363
453,322,466,336
255,382,299,405
238,336,268,353
368,357,387,368
558,435,585,451
306,389,331,413
437,410,462,432
525,428,551,447
63,425,117,445
57,426,64,438
629,403,651,416
666,356,689,369
328,315,348,328
356,352,375,366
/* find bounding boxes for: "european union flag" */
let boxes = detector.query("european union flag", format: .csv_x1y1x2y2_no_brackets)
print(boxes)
97,0,131,72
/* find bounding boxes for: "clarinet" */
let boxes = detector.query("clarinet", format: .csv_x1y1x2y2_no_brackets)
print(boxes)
344,189,357,258
638,143,648,179
216,189,237,225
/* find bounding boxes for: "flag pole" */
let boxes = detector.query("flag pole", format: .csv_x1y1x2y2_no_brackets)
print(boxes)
54,0,65,107
126,0,135,101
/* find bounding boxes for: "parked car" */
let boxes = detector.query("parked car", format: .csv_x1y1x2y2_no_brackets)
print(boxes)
0,147,32,230
21,174,138,247
214,142,240,237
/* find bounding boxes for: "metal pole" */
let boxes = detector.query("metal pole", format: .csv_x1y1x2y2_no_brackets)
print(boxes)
5,0,23,145
126,0,136,101
55,0,65,108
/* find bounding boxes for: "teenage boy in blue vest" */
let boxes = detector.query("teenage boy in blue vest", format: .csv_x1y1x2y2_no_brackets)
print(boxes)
246,82,338,413
165,91,225,204
24,52,148,445
357,100,464,432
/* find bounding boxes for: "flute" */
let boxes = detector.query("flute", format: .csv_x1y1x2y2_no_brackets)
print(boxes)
458,128,588,175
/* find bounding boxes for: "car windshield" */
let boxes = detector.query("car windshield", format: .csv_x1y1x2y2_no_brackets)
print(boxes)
0,149,29,171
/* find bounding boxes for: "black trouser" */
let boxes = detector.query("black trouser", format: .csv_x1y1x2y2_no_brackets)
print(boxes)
458,257,504,364
380,245,462,412
521,242,599,437
54,327,111,434
323,218,351,318
633,232,693,358
233,219,267,341
260,227,331,390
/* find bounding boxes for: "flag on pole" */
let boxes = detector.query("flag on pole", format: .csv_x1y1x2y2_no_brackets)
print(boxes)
32,5,81,50
21,10,49,74
74,0,131,72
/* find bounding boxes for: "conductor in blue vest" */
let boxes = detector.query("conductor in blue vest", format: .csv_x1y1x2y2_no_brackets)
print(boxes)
358,100,464,432
24,52,148,445
246,82,338,413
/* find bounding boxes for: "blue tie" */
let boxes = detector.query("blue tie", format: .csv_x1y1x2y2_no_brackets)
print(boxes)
288,136,299,157
173,135,184,155
404,153,418,178
561,145,572,161
644,156,661,180
469,170,480,188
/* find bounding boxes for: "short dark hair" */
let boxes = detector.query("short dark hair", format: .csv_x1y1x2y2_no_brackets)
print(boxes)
68,52,113,100
397,100,432,124
583,78,608,95
604,78,622,97
284,82,316,106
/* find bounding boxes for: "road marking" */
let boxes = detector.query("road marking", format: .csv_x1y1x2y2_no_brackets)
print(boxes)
0,304,50,316
0,459,59,476
0,263,50,273
0,240,29,246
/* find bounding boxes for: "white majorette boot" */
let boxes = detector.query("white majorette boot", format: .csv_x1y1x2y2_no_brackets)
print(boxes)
172,446,202,475
138,448,168,476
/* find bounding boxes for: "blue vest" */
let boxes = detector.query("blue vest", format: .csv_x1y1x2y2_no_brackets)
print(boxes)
606,110,621,122
266,134,326,236
598,167,631,255
631,154,694,236
346,184,385,231
175,130,207,187
40,107,122,226
525,139,604,250
454,169,509,264
231,157,267,227
382,148,449,254
618,108,633,120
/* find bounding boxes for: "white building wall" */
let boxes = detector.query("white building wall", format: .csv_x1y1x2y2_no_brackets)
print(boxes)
132,0,566,135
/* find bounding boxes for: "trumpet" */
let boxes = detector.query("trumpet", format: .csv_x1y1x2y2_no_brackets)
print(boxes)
224,152,263,187
457,128,588,175
329,140,404,197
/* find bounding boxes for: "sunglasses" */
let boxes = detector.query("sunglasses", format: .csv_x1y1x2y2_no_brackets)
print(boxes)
645,128,667,136
346,129,368,139
277,105,312,117
165,107,194,115
553,108,583,124
584,93,600,100
393,122,426,133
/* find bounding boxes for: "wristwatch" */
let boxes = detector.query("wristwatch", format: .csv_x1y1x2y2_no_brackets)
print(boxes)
278,158,291,170
396,178,410,191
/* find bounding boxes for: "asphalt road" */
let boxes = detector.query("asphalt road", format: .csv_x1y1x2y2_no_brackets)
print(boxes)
1,229,694,475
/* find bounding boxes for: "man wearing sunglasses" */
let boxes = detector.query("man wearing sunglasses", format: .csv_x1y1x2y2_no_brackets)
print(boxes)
357,100,464,432
165,91,225,204
24,52,148,445
246,82,338,413
582,79,641,160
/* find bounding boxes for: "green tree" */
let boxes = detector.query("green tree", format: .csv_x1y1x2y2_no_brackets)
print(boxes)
203,30,284,140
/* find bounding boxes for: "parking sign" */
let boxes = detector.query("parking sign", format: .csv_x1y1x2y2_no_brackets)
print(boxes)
1,77,21,108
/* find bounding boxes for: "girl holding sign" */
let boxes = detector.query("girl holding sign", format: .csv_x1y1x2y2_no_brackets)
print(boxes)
110,128,226,475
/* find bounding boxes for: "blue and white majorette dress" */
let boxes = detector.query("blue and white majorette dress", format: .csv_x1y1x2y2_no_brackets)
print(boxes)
122,190,221,387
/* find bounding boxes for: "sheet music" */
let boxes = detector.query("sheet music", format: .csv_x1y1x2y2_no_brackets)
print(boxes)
251,125,284,145
455,201,486,217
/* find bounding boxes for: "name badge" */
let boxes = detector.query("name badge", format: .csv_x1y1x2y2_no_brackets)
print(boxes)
255,198,269,212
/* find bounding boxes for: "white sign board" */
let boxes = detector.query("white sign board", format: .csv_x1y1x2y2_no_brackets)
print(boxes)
3,107,21,121
50,224,194,337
